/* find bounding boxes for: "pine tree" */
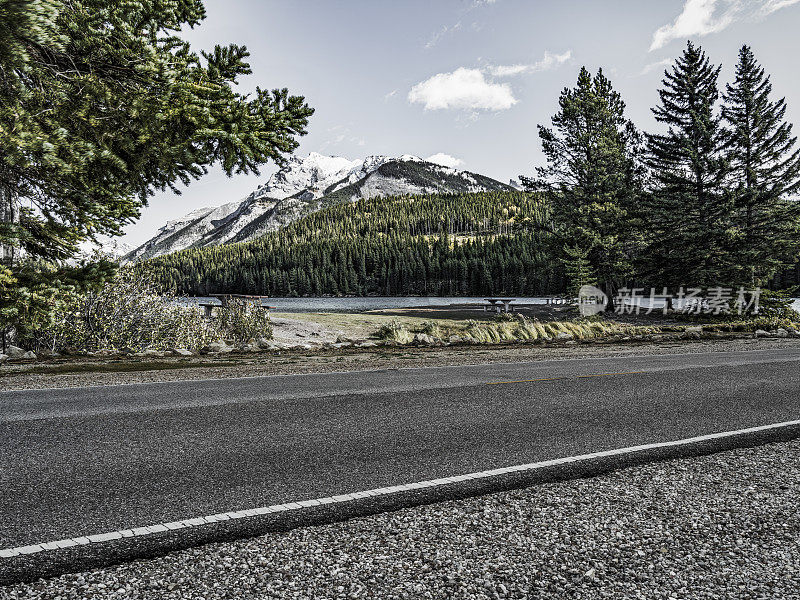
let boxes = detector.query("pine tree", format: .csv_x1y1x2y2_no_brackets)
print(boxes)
524,67,643,303
0,0,313,336
644,42,730,288
722,45,800,286
563,245,597,297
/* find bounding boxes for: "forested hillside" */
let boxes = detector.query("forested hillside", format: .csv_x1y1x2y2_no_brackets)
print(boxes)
140,191,564,297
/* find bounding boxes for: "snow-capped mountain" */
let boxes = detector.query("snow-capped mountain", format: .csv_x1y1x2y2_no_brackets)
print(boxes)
77,235,134,261
124,153,513,262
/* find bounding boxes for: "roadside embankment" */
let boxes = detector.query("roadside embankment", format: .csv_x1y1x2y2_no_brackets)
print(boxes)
4,439,799,599
2,336,800,391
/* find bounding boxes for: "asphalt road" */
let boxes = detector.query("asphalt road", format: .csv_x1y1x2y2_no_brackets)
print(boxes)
2,348,800,549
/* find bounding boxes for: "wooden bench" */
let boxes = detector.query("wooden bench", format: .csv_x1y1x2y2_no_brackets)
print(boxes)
199,294,273,318
484,298,516,313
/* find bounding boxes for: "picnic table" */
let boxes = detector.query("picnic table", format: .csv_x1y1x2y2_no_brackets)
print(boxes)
483,298,516,313
198,294,273,318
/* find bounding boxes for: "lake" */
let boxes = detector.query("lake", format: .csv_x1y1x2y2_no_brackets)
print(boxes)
176,296,552,313
176,296,800,314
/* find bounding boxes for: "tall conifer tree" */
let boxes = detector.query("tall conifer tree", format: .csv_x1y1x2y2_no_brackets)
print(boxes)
722,45,800,286
0,0,313,336
524,67,643,302
644,42,730,288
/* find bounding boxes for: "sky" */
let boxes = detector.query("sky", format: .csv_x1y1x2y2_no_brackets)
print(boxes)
123,0,800,246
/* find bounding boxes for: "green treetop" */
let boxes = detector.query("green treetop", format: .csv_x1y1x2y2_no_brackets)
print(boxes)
524,66,643,302
0,0,313,339
722,44,800,286
644,42,730,288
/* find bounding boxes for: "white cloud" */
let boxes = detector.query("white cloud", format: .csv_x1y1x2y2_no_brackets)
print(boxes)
488,50,572,77
408,67,517,111
639,58,674,76
425,21,462,49
384,89,397,101
426,153,464,168
650,0,800,51
650,0,736,51
760,0,800,14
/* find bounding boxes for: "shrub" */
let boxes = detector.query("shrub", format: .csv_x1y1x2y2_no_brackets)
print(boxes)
215,299,273,345
418,320,442,337
29,271,220,352
376,319,413,344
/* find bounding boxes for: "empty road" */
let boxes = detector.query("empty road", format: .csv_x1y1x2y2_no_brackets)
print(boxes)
2,348,800,550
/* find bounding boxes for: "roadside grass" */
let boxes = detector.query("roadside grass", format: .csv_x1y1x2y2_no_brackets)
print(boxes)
271,311,475,340
373,315,664,346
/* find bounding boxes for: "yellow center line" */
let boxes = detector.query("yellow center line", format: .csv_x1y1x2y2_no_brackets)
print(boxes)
486,371,646,385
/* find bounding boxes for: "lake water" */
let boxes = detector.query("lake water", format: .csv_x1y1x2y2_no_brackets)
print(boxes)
176,296,552,312
177,296,800,314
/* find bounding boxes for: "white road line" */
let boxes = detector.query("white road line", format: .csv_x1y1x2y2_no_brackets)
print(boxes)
1,418,798,560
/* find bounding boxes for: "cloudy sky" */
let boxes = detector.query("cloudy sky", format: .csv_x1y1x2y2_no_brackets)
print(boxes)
124,0,800,245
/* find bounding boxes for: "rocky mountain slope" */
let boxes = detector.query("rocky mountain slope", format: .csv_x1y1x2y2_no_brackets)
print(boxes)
124,153,514,262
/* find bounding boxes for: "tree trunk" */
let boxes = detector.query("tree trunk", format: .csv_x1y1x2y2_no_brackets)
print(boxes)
0,183,19,266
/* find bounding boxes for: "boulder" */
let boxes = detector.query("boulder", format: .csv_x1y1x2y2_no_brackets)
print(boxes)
775,328,789,338
685,325,703,334
355,341,378,349
755,329,770,338
555,332,574,341
21,350,37,360
448,335,464,344
142,349,164,357
173,348,194,357
5,345,26,359
256,337,274,349
0,354,7,364
413,333,436,346
205,341,234,354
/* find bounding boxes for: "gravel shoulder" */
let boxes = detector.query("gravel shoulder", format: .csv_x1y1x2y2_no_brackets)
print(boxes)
4,439,799,599
3,337,800,391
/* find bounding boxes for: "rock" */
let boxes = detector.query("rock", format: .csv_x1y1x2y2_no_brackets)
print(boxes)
555,332,574,341
355,341,378,349
21,350,37,360
5,345,26,358
382,339,399,347
413,333,436,346
565,340,578,345
291,343,315,351
142,349,164,357
256,337,274,349
205,341,233,354
755,329,770,338
0,354,8,365
775,328,789,338
448,335,464,344
173,348,193,357
36,348,60,359
241,344,261,353
685,325,703,334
